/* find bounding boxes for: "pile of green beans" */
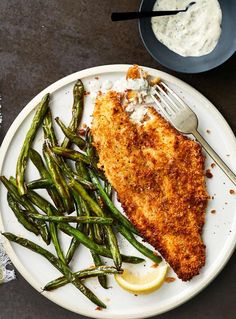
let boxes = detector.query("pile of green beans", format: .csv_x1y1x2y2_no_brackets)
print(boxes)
1,79,161,308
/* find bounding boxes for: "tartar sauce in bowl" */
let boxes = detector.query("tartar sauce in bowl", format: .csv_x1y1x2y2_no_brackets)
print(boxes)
151,0,222,57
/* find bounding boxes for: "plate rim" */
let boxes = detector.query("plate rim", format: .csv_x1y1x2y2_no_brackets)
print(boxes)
0,64,236,319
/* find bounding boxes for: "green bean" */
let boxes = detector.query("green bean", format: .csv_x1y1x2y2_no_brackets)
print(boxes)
88,227,107,289
43,141,74,214
85,129,98,162
29,149,64,213
75,162,107,287
91,251,107,288
88,169,139,235
89,178,116,286
104,181,112,199
62,79,84,148
59,223,144,264
44,266,122,291
79,195,92,236
80,184,107,286
3,232,106,308
26,189,58,215
91,221,110,287
44,114,92,192
68,179,122,269
7,193,39,235
1,176,50,245
81,182,104,245
77,161,105,245
20,194,64,263
27,178,52,189
73,189,103,277
65,191,83,264
24,189,63,261
46,206,65,263
43,109,73,214
43,109,58,146
75,161,90,181
24,189,66,263
69,179,105,217
118,225,162,264
85,130,106,181
52,147,90,164
29,149,51,179
89,193,105,246
16,94,50,195
50,152,94,190
55,117,85,149
92,222,104,245
65,237,80,264
26,213,113,225
76,161,107,287
42,110,66,212
106,225,122,269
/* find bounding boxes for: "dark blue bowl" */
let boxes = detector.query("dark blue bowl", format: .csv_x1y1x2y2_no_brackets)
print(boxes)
139,0,236,73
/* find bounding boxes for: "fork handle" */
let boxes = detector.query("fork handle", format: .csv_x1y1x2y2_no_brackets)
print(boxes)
192,130,236,185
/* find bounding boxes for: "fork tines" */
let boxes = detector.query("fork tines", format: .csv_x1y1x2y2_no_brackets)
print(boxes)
151,82,186,117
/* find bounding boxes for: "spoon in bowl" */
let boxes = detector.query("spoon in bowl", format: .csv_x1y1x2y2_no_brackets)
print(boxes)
111,2,195,21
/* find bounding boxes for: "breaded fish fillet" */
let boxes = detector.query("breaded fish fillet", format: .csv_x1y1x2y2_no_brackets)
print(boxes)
91,71,208,281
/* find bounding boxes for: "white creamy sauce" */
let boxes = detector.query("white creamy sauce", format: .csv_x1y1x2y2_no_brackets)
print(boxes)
89,79,114,103
126,78,149,91
113,77,149,93
113,78,127,92
89,77,154,124
114,78,153,123
151,0,222,57
89,79,101,103
101,79,113,91
129,105,148,123
89,79,101,92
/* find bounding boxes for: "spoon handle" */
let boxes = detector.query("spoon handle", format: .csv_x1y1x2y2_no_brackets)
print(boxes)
111,10,185,21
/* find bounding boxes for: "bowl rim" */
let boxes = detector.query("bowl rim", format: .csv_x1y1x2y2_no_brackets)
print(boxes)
138,0,236,73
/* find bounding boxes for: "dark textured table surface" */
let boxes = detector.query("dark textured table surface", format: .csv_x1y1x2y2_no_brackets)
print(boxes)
0,1,235,319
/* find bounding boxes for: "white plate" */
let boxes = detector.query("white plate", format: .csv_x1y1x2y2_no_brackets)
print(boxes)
0,65,236,319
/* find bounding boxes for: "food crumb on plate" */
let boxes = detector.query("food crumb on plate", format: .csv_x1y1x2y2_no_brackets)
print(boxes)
88,264,95,269
151,263,159,268
77,128,86,136
229,189,235,195
206,169,213,178
211,163,216,168
211,209,216,214
206,129,211,133
165,277,176,283
95,306,103,311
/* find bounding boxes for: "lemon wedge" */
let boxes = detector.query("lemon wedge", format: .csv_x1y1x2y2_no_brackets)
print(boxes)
115,264,168,294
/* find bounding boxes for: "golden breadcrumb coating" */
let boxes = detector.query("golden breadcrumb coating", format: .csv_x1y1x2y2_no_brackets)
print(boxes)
91,67,208,281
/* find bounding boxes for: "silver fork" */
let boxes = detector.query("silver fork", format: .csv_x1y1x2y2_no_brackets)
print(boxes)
151,82,236,185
